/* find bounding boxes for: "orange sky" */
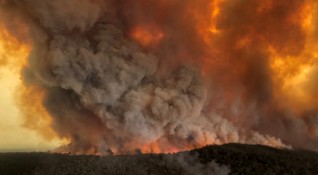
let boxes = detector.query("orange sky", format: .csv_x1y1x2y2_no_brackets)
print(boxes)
0,0,318,153
0,27,63,152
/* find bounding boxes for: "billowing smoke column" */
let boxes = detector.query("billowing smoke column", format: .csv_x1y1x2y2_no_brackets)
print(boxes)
2,0,318,154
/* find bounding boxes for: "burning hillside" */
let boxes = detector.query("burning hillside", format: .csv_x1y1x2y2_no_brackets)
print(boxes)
0,0,318,154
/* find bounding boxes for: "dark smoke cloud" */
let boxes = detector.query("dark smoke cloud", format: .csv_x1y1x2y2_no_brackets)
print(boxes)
2,0,318,153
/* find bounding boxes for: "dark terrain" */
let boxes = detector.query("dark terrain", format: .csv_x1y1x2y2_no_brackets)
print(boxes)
0,143,318,175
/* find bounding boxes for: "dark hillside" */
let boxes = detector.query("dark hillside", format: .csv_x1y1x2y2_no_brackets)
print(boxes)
194,144,318,175
0,143,317,175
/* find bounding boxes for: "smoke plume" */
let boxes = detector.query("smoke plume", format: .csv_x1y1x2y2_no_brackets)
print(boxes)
1,0,318,154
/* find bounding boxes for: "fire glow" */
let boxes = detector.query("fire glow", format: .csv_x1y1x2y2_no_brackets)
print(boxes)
131,26,164,47
1,0,318,155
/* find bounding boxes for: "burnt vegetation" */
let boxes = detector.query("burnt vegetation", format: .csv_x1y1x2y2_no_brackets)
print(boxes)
0,143,318,175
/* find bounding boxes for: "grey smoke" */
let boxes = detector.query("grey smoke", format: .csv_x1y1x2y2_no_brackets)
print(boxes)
1,0,299,154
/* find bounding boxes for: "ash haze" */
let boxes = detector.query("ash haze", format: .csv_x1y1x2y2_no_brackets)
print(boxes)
0,0,318,154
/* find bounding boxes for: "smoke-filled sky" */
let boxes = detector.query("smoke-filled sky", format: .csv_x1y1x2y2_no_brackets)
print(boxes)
0,0,318,154
0,20,63,151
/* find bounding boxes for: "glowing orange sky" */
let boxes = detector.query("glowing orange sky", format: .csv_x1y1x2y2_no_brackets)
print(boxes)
1,0,318,153
0,26,64,151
